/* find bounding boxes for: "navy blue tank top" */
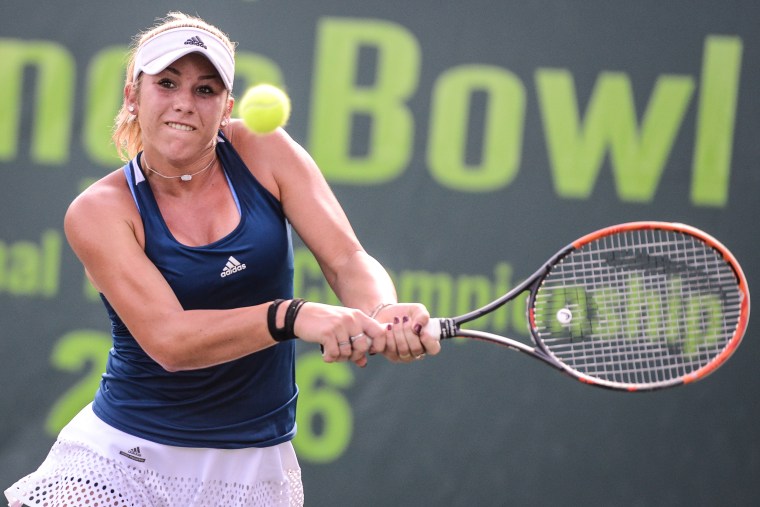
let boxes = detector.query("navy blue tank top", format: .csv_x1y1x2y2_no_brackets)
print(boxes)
93,132,297,448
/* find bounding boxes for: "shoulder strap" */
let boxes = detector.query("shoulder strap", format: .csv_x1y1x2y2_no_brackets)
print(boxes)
122,158,142,213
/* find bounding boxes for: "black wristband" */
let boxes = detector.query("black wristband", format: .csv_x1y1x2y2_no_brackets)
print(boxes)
284,298,307,340
268,298,306,342
267,299,289,342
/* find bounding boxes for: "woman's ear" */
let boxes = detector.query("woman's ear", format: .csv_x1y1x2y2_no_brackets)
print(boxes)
125,82,139,115
221,96,235,127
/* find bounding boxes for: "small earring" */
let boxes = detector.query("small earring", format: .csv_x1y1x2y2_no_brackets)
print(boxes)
128,105,135,112
220,119,228,127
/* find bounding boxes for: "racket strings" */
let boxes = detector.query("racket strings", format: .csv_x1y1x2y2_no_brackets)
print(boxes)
532,228,743,387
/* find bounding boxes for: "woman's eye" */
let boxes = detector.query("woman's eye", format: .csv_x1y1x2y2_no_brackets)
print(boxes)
197,85,215,95
157,79,175,88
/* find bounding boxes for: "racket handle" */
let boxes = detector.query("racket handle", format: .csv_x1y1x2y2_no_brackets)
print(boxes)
423,318,443,340
423,318,458,340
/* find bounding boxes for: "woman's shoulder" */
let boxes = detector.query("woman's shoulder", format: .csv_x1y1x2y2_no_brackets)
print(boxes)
223,119,296,154
222,120,305,199
66,166,139,227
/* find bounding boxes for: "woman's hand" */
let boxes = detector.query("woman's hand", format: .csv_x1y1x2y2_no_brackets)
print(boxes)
292,302,385,367
370,303,442,362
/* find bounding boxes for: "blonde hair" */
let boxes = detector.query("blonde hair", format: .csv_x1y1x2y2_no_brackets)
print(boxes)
112,12,236,161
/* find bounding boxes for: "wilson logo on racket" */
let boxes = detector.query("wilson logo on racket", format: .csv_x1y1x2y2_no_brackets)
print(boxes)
425,222,750,392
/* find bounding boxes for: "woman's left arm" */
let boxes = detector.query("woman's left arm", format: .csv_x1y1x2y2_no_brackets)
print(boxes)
228,122,440,361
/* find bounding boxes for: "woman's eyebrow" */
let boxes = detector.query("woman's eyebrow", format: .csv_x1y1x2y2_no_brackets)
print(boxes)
163,65,219,81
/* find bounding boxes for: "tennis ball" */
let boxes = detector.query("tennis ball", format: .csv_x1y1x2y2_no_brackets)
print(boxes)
239,84,291,135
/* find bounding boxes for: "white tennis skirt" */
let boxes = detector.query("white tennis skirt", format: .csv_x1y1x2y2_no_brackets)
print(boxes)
4,404,303,507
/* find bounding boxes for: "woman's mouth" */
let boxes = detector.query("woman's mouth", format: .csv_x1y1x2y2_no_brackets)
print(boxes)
166,122,195,132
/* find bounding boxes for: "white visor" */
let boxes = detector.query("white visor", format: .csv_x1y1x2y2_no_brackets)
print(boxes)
133,27,234,90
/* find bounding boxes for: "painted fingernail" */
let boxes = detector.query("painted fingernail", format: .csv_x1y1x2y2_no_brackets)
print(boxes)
387,324,393,331
413,324,422,335
393,317,400,324
402,316,409,323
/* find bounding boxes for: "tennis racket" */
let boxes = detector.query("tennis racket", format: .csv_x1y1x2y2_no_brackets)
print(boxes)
425,222,750,392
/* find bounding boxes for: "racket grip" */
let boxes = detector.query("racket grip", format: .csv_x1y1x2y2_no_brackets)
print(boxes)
423,318,443,340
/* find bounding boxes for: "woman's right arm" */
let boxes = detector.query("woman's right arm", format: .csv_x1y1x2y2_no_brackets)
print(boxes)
63,173,271,370
64,172,381,371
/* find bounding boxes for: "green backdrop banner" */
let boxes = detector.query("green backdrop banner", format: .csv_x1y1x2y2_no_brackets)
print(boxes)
1,1,758,505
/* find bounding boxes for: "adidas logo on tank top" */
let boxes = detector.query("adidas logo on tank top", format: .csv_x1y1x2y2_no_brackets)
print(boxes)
220,256,247,278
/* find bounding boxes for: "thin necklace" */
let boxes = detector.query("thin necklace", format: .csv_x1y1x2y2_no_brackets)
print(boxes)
142,155,216,182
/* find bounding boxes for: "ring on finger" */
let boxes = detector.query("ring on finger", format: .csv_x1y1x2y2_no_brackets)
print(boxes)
349,333,365,344
337,340,351,347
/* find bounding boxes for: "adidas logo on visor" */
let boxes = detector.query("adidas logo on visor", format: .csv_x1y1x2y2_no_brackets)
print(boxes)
221,256,247,278
184,36,207,50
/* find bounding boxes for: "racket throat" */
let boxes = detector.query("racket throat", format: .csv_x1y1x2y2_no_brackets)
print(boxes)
437,318,458,339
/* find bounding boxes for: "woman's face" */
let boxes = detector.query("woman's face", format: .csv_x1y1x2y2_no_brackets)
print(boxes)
133,52,231,166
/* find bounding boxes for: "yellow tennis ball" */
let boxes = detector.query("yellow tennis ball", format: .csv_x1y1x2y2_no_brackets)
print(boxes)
239,84,291,135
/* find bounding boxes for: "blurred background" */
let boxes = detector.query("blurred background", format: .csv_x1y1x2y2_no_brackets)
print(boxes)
1,1,758,505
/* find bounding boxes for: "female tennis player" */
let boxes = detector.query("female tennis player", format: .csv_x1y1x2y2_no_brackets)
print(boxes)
4,11,440,507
